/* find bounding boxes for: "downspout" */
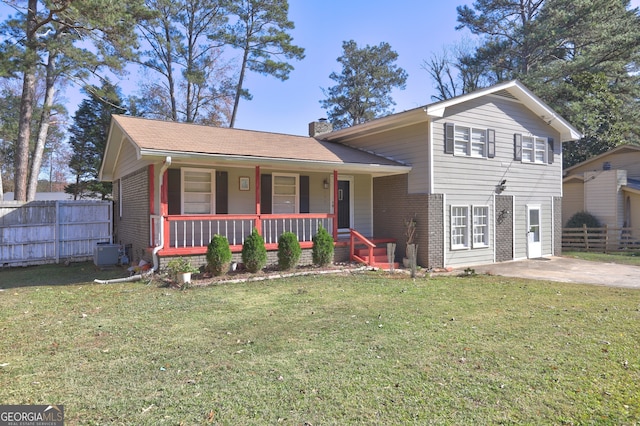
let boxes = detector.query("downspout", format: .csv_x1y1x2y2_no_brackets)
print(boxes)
152,156,171,271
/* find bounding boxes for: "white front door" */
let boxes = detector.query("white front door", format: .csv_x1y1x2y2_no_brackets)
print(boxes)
526,205,542,258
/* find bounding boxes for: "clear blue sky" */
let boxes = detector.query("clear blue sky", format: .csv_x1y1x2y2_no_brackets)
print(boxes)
233,1,472,135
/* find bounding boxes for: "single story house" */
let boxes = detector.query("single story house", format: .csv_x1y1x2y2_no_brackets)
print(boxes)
100,80,581,271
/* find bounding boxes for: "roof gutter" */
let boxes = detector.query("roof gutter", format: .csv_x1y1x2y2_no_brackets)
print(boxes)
152,156,171,272
138,149,412,176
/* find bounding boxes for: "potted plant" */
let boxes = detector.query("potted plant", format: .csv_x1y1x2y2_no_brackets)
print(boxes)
165,257,199,285
403,214,417,268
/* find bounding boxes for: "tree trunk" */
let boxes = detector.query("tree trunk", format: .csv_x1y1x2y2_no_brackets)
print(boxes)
27,50,57,201
230,43,250,128
13,0,39,202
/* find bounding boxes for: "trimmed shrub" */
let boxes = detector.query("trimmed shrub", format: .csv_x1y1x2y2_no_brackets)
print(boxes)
277,231,301,270
312,224,334,267
242,228,267,273
565,211,601,229
206,234,232,276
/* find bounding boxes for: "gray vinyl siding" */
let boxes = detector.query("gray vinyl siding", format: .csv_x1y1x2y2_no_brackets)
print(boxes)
353,174,373,237
432,95,563,266
335,122,430,194
114,138,151,180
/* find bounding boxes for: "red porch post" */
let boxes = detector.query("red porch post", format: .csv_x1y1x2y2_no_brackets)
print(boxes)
254,165,262,235
161,166,170,249
333,169,338,240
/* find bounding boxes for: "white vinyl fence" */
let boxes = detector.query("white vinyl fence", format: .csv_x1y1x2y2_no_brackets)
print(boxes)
0,200,112,267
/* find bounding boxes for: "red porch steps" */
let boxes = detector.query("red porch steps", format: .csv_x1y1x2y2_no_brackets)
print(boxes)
354,246,399,269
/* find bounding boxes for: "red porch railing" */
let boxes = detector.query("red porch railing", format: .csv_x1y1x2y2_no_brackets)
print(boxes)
350,229,375,265
152,213,334,255
348,229,399,268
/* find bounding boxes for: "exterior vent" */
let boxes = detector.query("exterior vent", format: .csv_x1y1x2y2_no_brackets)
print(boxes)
603,162,611,171
493,89,518,100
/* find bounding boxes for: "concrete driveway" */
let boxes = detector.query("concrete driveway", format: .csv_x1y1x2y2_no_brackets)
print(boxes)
465,256,640,289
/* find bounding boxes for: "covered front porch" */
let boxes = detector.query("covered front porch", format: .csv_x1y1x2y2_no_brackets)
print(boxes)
149,164,403,268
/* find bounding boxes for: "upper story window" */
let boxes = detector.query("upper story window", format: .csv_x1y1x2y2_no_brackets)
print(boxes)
445,123,495,158
514,134,556,164
522,136,548,163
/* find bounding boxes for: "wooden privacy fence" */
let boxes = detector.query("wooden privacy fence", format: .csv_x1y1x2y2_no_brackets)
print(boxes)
0,200,112,267
562,224,640,253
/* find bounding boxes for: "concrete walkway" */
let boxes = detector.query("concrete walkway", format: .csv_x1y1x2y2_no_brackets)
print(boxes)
465,256,640,289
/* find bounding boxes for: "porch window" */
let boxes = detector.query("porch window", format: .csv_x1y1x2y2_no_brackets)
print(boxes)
451,206,469,249
272,173,299,214
472,206,489,248
182,168,214,214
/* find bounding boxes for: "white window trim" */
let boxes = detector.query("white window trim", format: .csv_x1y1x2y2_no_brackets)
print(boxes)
521,135,548,164
450,205,470,250
272,172,299,214
454,125,487,158
472,205,490,248
181,168,215,215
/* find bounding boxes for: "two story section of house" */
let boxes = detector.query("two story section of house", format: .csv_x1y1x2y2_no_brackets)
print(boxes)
320,80,581,268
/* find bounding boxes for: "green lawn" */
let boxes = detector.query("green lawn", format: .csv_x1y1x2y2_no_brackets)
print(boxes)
0,262,639,425
564,250,640,266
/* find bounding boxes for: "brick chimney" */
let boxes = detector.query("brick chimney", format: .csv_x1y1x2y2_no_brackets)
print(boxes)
308,118,333,137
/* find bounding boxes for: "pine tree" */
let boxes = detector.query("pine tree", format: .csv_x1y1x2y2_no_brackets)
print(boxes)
320,40,408,130
1,0,150,201
66,82,125,200
223,0,305,127
428,0,640,167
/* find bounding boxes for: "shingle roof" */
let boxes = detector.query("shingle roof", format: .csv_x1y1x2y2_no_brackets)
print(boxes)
112,115,404,167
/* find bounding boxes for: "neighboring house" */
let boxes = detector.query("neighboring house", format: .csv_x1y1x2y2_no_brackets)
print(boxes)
100,80,580,270
563,144,640,236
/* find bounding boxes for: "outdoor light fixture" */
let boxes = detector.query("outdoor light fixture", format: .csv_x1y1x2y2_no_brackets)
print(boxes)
323,178,329,189
496,179,507,194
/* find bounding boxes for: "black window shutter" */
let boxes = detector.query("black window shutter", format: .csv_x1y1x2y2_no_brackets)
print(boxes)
216,171,228,214
487,129,496,158
260,174,272,214
167,168,181,215
299,175,310,213
445,123,454,154
548,138,555,164
514,134,522,161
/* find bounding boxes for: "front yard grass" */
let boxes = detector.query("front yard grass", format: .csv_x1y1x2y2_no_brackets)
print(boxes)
0,263,639,424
